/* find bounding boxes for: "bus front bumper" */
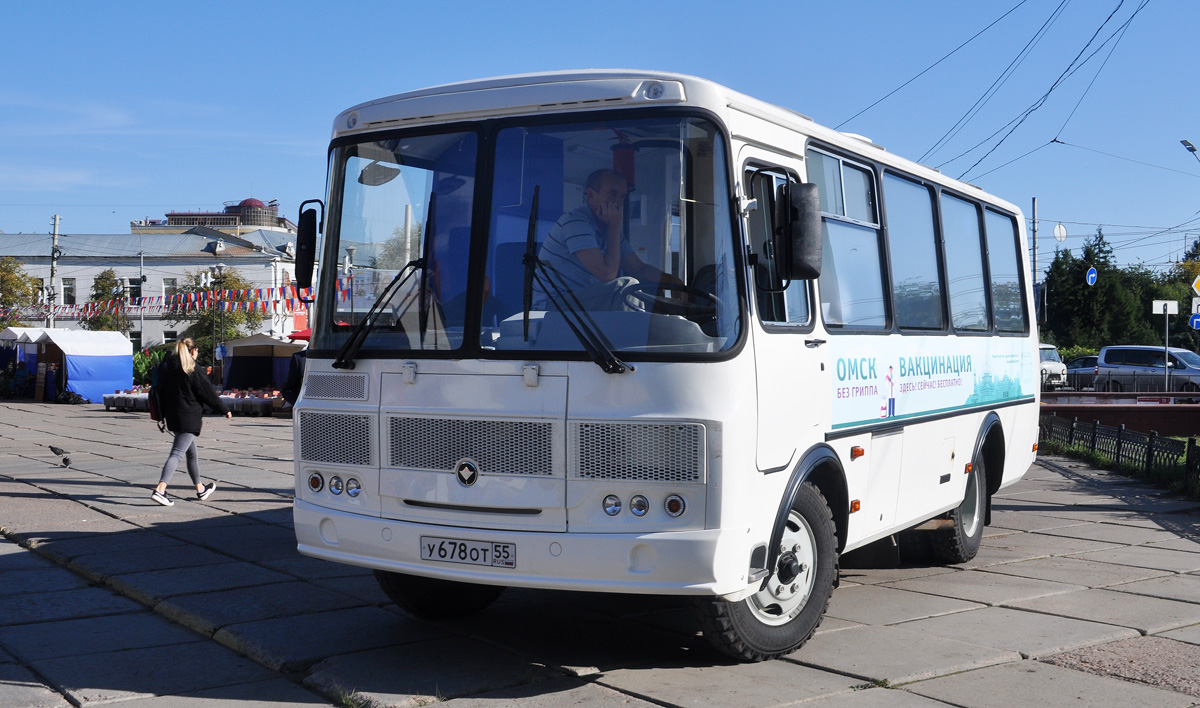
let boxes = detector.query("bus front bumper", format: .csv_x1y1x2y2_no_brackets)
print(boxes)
294,499,756,598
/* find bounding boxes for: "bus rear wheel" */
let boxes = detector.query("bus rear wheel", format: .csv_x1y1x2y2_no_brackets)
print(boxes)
374,570,504,619
693,482,837,662
931,457,986,564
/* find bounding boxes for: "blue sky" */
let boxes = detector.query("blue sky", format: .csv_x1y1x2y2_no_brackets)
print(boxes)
3,1,1197,274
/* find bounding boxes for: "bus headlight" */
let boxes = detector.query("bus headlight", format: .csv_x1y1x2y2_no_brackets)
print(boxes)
329,476,344,495
307,473,324,492
346,479,361,498
664,494,686,517
603,495,622,516
630,495,650,517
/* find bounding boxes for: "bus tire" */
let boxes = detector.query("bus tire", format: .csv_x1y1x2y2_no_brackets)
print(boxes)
692,482,837,662
931,456,987,564
373,570,504,619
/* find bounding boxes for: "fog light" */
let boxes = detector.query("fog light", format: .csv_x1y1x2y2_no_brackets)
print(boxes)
630,495,650,517
307,473,324,492
329,476,344,495
346,478,361,498
664,494,686,517
603,495,622,516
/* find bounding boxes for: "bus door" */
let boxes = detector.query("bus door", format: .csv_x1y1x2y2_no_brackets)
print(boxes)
740,147,831,472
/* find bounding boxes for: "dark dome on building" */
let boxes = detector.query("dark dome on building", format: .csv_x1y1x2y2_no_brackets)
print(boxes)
239,198,266,208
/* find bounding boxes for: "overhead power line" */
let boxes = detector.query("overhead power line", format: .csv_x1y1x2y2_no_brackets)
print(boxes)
954,1,1133,180
834,0,1031,130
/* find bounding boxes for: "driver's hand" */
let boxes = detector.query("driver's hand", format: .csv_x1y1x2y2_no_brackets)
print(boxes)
598,201,623,234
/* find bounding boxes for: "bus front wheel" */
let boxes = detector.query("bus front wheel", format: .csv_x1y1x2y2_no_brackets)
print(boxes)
374,570,504,619
692,482,837,662
930,457,987,564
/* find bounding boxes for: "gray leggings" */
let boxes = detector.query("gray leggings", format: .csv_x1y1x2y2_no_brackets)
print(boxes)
159,432,201,486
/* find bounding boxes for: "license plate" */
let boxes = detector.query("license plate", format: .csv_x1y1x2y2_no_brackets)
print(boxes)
420,536,516,568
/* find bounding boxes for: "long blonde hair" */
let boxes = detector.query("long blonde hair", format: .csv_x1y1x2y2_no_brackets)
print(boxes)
176,337,198,375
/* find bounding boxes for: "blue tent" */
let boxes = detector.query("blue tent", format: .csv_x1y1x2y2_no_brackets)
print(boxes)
31,330,133,403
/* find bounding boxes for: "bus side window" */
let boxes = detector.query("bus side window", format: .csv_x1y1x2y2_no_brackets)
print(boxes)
985,209,1027,333
883,173,943,330
940,193,988,332
806,149,885,329
745,168,809,325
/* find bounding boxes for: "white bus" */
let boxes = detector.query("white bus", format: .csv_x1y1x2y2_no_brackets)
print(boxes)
291,70,1039,662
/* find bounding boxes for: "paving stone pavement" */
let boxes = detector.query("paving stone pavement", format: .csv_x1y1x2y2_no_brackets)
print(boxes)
2,401,1199,708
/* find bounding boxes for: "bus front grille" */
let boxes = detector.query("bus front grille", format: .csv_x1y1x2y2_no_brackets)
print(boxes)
571,421,705,483
299,412,373,466
387,416,555,476
305,373,369,400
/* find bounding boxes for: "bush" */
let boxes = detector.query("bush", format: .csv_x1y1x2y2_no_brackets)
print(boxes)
133,346,171,385
1058,345,1098,363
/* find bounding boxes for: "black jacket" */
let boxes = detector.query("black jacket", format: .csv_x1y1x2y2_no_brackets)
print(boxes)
159,355,229,435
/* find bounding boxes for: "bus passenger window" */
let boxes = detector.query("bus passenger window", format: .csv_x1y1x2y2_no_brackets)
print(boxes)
807,148,885,329
941,194,988,331
985,209,1026,333
883,173,943,330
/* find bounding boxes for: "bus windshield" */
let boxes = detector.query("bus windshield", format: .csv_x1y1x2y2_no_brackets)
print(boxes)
313,115,740,358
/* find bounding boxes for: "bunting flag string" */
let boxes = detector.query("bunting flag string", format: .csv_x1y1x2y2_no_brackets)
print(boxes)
0,287,312,320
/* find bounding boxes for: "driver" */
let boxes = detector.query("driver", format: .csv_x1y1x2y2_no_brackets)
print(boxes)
535,169,683,310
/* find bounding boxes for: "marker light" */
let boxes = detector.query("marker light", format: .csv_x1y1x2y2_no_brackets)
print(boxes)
346,479,361,498
630,495,650,517
307,473,324,492
603,495,622,516
664,494,686,518
329,476,344,495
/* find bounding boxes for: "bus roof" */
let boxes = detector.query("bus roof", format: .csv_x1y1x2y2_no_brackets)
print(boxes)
332,69,1022,217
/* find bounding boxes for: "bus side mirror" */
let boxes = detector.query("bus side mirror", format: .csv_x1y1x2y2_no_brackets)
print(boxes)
774,182,822,280
296,200,323,289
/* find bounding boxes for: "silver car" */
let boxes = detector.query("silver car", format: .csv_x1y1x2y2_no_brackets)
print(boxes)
1094,345,1200,392
1039,344,1067,391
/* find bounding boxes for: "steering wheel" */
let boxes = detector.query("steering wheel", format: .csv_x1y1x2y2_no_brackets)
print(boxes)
621,281,721,319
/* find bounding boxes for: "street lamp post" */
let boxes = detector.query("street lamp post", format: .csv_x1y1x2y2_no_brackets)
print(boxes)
215,262,226,386
1183,140,1200,166
344,246,356,323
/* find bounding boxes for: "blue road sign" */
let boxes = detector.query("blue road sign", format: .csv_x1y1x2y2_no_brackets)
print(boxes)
1086,267,1097,286
1191,313,1200,330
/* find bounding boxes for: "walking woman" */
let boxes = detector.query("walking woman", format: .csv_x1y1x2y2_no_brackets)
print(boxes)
151,337,231,506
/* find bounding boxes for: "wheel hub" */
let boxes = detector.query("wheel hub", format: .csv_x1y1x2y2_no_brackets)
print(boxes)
746,512,818,626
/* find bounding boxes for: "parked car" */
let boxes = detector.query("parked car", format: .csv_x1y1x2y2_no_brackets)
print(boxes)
1093,345,1200,392
1039,343,1067,391
1063,355,1098,390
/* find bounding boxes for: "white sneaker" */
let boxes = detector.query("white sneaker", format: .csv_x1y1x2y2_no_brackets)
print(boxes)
197,482,216,501
151,490,174,507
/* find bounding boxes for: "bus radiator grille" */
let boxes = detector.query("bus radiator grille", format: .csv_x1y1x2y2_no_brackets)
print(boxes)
387,416,555,476
299,412,374,466
305,373,369,400
571,422,705,483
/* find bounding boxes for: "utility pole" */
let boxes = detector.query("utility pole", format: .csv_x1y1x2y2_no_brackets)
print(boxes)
1031,197,1038,324
48,215,61,328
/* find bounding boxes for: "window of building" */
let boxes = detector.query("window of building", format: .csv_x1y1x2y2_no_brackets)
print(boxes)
883,173,943,330
984,209,1026,333
62,278,76,305
128,278,142,302
807,148,885,329
745,166,809,325
940,193,988,331
129,331,142,352
164,331,178,344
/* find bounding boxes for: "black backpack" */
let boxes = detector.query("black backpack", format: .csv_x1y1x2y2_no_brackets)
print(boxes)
147,362,167,433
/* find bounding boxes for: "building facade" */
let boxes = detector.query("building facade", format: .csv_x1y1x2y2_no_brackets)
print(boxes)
1,224,304,351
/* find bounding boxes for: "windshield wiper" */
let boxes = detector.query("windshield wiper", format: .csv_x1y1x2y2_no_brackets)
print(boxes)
519,185,627,374
522,185,540,341
332,259,422,369
332,194,439,369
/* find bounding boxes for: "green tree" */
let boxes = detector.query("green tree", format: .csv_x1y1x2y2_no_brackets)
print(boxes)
163,267,264,368
80,268,132,333
0,257,39,328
